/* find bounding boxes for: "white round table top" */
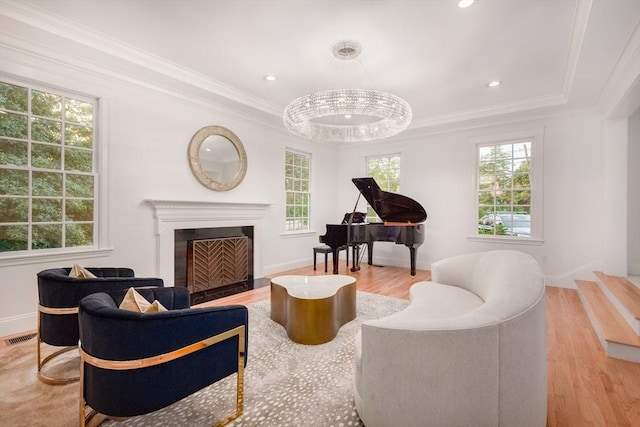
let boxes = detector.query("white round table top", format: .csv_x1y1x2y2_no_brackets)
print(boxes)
270,275,356,299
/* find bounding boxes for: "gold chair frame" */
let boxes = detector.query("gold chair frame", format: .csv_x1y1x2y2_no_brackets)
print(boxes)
80,325,246,427
37,305,80,385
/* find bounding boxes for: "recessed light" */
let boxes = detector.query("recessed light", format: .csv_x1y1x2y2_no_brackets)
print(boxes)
344,114,352,119
458,0,475,8
487,80,501,88
264,75,277,81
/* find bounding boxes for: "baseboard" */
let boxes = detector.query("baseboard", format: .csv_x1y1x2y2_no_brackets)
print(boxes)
544,260,603,288
0,312,37,338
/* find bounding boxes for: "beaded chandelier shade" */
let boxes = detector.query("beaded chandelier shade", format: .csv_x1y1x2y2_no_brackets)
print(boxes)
283,41,412,143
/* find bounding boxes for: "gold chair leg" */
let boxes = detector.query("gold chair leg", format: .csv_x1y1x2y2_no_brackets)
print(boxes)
215,331,246,427
37,329,80,385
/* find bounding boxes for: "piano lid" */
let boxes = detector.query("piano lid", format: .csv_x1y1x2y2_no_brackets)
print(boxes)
352,177,427,224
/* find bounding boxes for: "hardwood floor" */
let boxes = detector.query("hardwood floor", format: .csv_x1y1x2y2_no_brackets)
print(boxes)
2,262,638,426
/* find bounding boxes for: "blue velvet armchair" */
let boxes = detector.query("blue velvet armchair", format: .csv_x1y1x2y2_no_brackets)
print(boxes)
78,286,248,427
36,267,164,385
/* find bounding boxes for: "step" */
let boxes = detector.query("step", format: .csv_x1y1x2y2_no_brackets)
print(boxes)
575,280,640,363
594,271,640,335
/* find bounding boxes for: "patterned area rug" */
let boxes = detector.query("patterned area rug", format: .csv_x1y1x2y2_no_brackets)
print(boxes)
0,291,407,427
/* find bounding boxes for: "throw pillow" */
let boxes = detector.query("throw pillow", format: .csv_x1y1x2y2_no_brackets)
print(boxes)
119,287,168,313
69,264,97,279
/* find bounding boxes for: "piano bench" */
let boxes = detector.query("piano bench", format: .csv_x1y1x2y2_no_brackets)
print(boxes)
313,245,347,273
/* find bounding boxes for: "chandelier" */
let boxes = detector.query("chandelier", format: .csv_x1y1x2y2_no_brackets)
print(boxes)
283,41,412,143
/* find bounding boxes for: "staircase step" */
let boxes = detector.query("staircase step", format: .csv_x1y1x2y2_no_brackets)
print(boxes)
594,271,640,334
575,280,640,363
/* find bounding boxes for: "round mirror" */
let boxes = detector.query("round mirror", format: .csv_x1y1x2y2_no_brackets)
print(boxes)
188,126,247,191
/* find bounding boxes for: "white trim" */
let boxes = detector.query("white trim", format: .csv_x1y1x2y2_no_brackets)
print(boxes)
598,19,640,119
0,311,36,338
0,247,113,267
145,200,271,284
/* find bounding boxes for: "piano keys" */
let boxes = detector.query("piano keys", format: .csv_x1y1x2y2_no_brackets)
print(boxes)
319,177,427,276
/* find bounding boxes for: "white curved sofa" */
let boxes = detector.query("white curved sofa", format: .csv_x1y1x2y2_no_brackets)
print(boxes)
354,250,546,427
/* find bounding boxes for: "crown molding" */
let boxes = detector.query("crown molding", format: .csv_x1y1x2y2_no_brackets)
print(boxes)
562,0,593,96
597,19,640,119
0,0,282,117
0,0,597,135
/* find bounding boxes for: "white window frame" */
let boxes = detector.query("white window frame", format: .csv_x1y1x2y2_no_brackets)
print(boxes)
283,148,312,234
468,127,544,245
0,76,111,266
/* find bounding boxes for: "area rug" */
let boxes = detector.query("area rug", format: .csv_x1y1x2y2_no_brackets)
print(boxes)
0,291,407,426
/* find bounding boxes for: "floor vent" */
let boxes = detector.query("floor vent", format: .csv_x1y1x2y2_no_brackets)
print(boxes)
5,333,36,346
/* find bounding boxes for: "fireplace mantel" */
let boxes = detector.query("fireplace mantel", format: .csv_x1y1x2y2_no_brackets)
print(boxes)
146,199,271,285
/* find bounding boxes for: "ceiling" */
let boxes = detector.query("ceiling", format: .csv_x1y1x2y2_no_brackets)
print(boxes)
1,0,639,137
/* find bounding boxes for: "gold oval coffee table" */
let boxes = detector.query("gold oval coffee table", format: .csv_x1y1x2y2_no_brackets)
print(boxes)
270,275,356,345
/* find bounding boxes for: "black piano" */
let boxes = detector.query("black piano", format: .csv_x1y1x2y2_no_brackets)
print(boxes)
320,177,427,276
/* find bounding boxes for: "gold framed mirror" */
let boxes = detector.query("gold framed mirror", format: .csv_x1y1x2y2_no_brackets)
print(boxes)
187,125,247,191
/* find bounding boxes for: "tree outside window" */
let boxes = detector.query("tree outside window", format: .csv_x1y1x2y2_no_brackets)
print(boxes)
0,80,96,253
366,154,400,222
477,141,532,237
284,150,310,231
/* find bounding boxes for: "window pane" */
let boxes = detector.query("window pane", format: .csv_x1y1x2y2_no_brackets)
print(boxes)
65,124,92,148
496,190,512,205
31,117,62,144
64,148,92,172
513,173,530,188
513,190,530,205
32,198,62,222
32,90,62,119
66,174,94,198
32,171,62,197
0,198,28,222
65,199,93,222
66,223,93,247
31,143,62,169
0,112,28,139
478,191,495,206
32,224,62,249
0,169,29,195
0,224,28,252
0,138,28,166
0,82,28,112
65,99,93,125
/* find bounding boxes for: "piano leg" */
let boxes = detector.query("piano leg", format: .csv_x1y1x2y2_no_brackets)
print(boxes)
409,246,417,276
350,244,360,272
367,241,374,266
331,248,340,274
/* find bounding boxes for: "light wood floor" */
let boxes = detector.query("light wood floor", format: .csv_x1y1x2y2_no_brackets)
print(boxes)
2,262,639,426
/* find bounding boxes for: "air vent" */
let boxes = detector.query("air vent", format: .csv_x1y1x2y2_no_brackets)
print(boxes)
5,332,36,346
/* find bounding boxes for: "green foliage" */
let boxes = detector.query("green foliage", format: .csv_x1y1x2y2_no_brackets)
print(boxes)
0,80,96,252
477,142,532,235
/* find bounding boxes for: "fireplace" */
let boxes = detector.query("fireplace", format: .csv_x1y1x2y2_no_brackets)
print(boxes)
175,226,254,304
146,200,271,304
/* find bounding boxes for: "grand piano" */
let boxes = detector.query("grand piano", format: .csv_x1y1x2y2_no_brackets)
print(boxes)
320,177,427,276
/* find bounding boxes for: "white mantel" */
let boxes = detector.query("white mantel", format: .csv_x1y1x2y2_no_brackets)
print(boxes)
146,199,271,285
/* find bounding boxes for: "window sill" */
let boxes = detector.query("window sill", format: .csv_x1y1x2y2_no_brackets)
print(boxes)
0,247,115,267
280,230,317,239
467,236,544,246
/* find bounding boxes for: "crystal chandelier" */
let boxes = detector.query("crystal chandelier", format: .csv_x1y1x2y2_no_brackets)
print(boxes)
283,41,412,143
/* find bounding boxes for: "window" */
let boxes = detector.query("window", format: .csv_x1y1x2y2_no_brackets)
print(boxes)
366,154,400,222
284,149,310,231
474,128,543,241
0,79,97,254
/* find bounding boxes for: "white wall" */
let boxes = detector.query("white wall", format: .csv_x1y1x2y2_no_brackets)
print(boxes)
0,56,338,336
336,111,607,288
628,107,640,275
